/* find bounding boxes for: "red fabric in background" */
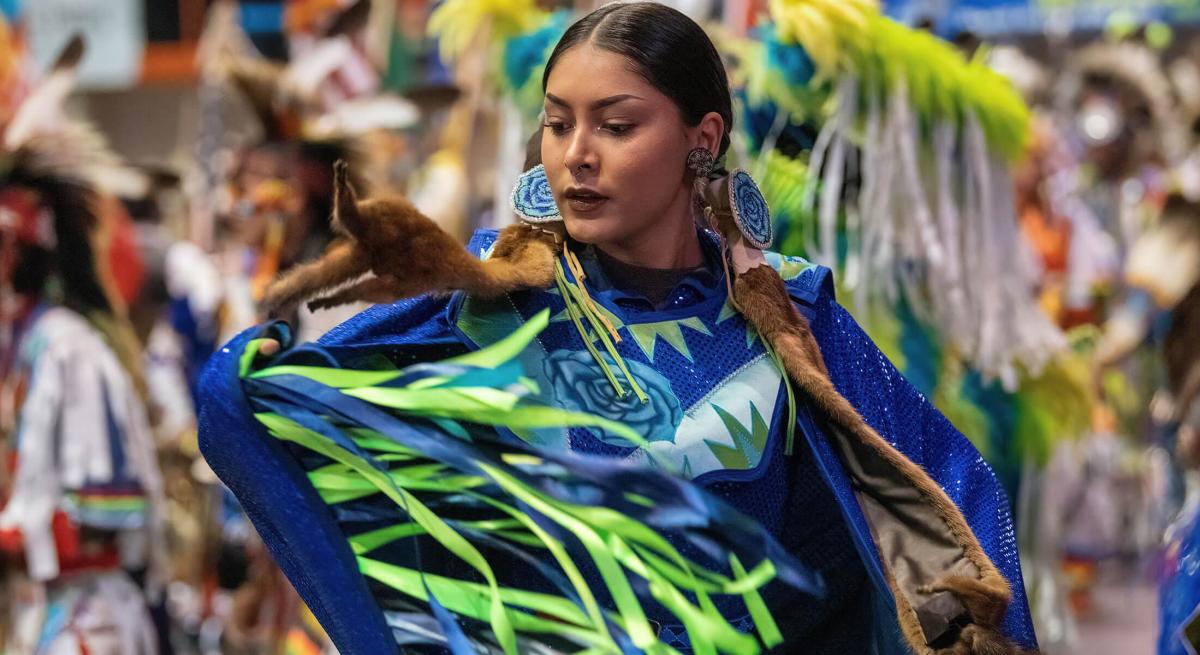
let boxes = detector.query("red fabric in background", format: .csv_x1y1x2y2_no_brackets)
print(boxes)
0,511,121,574
104,199,144,306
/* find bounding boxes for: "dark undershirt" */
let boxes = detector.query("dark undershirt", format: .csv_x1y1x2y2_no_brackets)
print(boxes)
592,247,708,309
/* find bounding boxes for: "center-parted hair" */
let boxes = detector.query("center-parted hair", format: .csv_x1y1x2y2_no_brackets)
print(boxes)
542,2,734,159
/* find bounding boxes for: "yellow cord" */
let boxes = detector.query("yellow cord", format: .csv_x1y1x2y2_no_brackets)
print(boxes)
563,248,621,343
554,256,649,404
764,340,798,456
554,261,626,397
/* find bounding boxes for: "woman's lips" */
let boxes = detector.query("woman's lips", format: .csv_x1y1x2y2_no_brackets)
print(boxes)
566,196,607,213
564,190,608,214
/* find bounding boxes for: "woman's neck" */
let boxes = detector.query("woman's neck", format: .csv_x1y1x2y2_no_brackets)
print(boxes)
593,208,703,270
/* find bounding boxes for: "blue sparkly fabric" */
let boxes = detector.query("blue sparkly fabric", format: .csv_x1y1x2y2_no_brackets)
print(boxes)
805,287,1037,650
1160,510,1200,655
443,230,881,652
197,228,1037,654
451,230,813,481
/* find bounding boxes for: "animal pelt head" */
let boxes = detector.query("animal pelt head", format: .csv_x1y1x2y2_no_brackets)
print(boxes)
262,161,561,315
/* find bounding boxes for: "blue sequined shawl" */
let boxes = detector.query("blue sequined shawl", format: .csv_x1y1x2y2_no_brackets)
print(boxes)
198,228,1037,653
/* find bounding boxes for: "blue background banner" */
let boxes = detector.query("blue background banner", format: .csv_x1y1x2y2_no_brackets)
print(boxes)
884,0,1200,37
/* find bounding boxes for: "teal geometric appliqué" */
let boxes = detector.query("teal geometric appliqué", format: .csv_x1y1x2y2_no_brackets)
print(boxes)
551,297,713,363
764,252,817,282
716,300,761,348
705,402,770,470
625,318,712,363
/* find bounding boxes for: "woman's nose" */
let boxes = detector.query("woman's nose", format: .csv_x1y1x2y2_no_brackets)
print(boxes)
563,131,598,175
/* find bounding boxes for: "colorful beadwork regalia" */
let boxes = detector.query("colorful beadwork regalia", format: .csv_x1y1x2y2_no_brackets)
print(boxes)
1115,190,1200,655
197,150,1039,655
1071,43,1200,655
1138,194,1200,654
0,25,164,655
197,2,1043,653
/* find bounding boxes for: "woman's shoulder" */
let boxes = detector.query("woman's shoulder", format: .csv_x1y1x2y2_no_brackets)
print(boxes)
761,249,835,310
467,225,836,306
464,227,503,260
315,293,457,348
412,227,838,326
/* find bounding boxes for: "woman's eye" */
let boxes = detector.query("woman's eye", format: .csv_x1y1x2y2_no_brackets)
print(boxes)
543,122,570,135
602,123,633,136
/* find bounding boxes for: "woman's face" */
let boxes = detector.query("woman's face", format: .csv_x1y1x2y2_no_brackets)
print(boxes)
541,44,716,251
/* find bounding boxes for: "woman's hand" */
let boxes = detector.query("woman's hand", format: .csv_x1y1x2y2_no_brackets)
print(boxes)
256,339,281,357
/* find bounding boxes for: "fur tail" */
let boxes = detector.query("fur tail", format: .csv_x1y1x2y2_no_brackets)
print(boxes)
453,224,558,297
263,240,369,313
733,265,828,374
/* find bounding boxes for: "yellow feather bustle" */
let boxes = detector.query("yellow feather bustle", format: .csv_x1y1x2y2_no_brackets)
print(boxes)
428,0,549,65
767,0,876,80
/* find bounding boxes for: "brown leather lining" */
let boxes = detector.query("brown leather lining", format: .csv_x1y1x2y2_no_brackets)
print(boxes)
826,415,982,597
814,412,1003,653
789,357,1029,654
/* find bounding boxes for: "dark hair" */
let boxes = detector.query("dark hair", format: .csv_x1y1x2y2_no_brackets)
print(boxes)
6,171,112,317
524,127,543,170
542,2,733,159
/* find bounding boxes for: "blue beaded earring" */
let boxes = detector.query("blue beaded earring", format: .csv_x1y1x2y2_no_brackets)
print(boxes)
510,164,562,223
688,147,772,250
727,168,773,250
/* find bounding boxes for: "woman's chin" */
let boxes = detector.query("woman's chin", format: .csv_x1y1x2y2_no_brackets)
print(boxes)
562,214,618,244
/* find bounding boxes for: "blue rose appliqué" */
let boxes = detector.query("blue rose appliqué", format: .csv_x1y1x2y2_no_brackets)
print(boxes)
543,350,682,448
511,164,561,222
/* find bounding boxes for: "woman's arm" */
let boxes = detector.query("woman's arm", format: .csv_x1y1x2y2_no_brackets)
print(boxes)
197,291,465,654
808,292,1038,650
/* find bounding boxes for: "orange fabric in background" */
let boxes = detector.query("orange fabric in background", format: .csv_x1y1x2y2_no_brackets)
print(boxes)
1020,205,1071,274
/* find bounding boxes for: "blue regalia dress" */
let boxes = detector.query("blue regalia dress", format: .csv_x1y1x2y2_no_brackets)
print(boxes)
198,227,1037,654
1160,506,1200,655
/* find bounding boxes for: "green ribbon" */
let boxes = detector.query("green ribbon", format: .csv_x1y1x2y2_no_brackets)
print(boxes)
239,306,786,654
763,340,799,456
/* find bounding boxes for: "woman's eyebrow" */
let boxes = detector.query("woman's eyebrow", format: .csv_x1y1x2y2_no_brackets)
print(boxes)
545,93,644,110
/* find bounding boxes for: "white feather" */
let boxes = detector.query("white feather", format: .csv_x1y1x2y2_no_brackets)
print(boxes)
308,94,420,138
3,68,74,151
284,36,356,101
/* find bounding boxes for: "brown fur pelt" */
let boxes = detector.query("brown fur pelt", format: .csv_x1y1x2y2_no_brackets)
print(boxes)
262,161,561,315
920,576,1036,655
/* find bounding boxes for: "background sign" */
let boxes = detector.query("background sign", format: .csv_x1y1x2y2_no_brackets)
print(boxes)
24,0,145,89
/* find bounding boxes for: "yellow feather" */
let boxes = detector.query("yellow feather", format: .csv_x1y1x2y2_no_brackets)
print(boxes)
772,1,838,77
811,0,868,33
428,0,546,64
769,0,876,78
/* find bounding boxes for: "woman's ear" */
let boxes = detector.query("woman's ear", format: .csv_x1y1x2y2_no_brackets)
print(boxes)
695,111,725,155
